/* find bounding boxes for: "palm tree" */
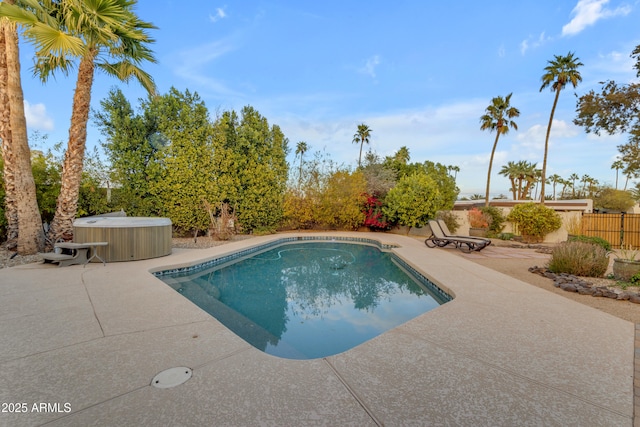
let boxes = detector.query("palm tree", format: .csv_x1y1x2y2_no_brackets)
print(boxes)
611,159,624,190
1,0,158,241
580,174,591,198
548,174,562,200
295,141,308,185
0,0,44,254
539,52,583,204
499,161,519,200
517,161,537,200
480,93,519,206
568,173,579,198
352,123,372,168
447,165,460,181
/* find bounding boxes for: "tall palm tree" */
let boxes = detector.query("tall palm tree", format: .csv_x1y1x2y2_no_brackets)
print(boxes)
611,159,624,190
0,0,44,254
295,141,308,185
1,0,158,241
580,174,591,198
539,52,583,204
480,93,519,206
352,123,372,168
548,174,562,200
568,173,579,198
447,165,460,181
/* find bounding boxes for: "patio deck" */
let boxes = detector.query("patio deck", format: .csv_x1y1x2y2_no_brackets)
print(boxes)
0,232,634,426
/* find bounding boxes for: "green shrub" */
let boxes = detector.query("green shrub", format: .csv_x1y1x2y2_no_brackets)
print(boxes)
497,232,514,240
547,241,609,277
567,234,611,251
436,211,460,233
507,202,562,242
480,206,505,236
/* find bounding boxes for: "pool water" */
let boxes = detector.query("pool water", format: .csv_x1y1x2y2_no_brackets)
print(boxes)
160,241,447,359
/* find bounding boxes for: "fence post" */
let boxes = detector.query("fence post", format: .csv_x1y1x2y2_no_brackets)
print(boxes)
621,212,625,248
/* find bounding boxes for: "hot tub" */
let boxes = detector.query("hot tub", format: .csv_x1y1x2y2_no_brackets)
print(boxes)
73,217,172,262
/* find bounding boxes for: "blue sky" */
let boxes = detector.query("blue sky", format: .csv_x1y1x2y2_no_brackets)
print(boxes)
18,0,640,198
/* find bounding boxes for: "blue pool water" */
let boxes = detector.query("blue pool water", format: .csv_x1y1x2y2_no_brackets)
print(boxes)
158,240,449,359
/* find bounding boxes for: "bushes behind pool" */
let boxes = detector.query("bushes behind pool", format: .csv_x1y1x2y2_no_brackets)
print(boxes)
548,241,609,277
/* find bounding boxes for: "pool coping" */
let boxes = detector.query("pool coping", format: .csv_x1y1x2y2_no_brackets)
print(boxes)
0,232,634,426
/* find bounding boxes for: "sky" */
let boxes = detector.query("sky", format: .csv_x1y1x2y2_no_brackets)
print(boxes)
17,0,640,198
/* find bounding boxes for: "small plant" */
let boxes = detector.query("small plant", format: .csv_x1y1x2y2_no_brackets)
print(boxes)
498,232,514,241
547,241,609,277
436,211,460,233
616,245,639,261
567,235,611,251
468,207,491,228
630,272,640,285
507,202,562,242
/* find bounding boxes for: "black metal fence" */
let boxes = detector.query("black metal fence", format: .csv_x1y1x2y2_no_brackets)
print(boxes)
582,213,640,249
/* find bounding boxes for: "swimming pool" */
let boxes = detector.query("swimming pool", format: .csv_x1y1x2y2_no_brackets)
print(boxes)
156,237,451,359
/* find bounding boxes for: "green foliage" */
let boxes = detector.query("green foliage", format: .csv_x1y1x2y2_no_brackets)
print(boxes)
547,241,609,277
567,234,611,251
220,106,289,233
480,206,506,235
383,172,448,228
30,148,61,223
435,211,459,233
149,88,217,233
95,88,163,216
497,232,515,240
507,202,562,239
316,170,367,230
593,188,636,212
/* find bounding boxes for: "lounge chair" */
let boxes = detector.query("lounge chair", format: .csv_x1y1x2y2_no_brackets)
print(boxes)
437,219,491,248
425,220,489,253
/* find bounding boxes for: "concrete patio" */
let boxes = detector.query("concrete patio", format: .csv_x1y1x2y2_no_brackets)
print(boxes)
0,232,634,426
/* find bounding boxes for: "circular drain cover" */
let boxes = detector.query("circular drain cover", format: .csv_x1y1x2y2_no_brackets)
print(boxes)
151,367,192,389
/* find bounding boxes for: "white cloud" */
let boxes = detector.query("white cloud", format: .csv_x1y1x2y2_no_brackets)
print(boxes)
209,7,227,23
358,55,381,79
520,32,551,55
562,0,631,36
24,101,54,131
515,120,580,150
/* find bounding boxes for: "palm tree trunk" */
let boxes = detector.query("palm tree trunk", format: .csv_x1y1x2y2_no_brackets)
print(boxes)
358,140,363,168
484,132,500,207
0,23,18,247
48,51,96,242
540,87,561,205
1,18,44,254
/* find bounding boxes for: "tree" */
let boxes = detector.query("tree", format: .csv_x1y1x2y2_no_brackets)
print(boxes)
611,159,624,190
547,174,561,200
480,93,519,206
499,160,537,200
295,141,308,186
447,165,460,181
539,52,583,204
0,0,44,254
383,172,444,230
149,88,216,236
220,106,289,233
1,0,158,241
568,173,579,197
499,161,519,200
352,123,371,168
94,88,164,216
594,188,635,212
